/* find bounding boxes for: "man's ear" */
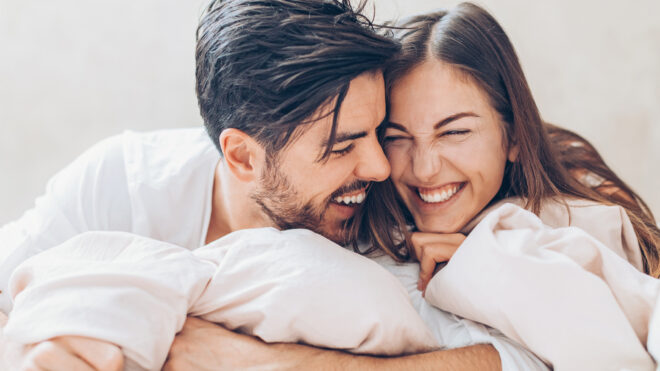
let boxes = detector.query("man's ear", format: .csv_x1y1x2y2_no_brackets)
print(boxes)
219,129,263,182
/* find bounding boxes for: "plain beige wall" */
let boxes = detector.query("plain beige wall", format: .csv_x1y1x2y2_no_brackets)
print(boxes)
1,0,658,225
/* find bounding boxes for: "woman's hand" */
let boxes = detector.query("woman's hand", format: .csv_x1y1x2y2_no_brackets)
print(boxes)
2,335,123,371
411,232,466,293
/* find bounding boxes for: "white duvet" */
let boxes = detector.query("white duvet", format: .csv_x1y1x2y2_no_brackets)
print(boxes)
4,202,659,371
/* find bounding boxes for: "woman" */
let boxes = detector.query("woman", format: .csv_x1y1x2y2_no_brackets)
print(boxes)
352,2,660,369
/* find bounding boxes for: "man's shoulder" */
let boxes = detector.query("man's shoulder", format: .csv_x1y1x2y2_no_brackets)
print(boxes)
79,127,214,163
88,127,219,247
122,127,213,150
118,127,220,181
121,127,215,159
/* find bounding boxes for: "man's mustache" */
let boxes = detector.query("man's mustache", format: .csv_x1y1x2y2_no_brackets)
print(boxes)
330,180,371,200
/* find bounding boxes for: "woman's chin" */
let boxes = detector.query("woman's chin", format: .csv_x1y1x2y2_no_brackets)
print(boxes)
415,218,465,234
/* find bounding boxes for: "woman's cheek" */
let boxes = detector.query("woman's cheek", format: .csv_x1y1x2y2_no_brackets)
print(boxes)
383,145,397,164
385,146,407,177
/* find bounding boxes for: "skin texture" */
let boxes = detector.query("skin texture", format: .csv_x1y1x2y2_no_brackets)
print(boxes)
385,60,517,235
385,59,519,305
248,71,391,244
165,317,500,371
206,71,391,245
411,232,465,292
0,331,123,371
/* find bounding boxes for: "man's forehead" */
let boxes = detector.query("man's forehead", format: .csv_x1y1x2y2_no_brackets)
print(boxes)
276,71,385,160
318,72,386,142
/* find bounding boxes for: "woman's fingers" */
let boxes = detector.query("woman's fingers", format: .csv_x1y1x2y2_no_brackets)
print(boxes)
417,243,459,292
411,232,465,259
411,232,466,292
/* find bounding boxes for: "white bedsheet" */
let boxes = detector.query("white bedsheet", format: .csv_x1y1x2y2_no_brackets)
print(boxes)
5,229,439,370
4,202,658,370
425,203,660,371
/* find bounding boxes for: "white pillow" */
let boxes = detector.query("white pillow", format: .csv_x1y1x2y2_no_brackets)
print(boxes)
5,228,438,370
192,228,438,355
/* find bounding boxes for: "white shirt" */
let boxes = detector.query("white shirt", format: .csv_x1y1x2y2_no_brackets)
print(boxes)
0,128,219,312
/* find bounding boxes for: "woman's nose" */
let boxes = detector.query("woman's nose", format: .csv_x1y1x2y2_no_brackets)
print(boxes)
411,146,442,183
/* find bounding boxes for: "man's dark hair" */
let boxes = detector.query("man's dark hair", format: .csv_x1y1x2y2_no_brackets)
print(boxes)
196,0,399,159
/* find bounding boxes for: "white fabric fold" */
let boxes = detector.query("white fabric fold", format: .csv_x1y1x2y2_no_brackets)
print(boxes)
5,228,439,370
648,294,660,365
4,231,214,370
6,199,653,370
191,228,438,355
372,254,550,370
425,203,660,371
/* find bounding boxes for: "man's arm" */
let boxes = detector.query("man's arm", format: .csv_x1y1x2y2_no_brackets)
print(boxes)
0,135,131,313
164,317,501,371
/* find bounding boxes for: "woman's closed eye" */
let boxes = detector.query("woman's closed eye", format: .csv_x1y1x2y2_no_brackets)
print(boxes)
440,129,471,137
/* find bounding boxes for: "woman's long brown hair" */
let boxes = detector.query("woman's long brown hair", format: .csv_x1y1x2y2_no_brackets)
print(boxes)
349,2,660,277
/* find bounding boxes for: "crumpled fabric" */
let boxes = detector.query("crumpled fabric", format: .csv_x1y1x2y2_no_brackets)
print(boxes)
4,228,437,370
426,203,660,371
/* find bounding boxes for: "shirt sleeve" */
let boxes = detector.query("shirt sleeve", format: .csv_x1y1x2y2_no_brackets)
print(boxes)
0,134,132,313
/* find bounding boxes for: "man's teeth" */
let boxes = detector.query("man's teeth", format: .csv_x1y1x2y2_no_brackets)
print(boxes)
333,192,366,205
418,184,461,203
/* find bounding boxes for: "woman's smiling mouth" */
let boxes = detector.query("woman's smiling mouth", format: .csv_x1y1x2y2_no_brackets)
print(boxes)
415,182,466,204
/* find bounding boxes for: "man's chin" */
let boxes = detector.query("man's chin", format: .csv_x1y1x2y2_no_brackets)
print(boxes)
314,223,352,246
325,233,348,246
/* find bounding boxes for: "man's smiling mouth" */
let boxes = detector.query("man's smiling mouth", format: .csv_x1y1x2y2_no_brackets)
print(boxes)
332,189,367,205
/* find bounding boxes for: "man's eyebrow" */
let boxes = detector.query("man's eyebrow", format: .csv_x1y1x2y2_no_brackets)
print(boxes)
384,122,409,133
324,131,367,147
434,112,479,129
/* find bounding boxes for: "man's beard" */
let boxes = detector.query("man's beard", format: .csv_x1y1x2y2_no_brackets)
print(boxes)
250,157,367,244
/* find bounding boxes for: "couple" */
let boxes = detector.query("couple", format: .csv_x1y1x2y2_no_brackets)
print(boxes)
2,1,660,370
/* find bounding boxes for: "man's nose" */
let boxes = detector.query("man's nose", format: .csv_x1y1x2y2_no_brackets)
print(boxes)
355,136,390,182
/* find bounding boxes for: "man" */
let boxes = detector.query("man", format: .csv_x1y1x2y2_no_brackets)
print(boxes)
0,0,515,369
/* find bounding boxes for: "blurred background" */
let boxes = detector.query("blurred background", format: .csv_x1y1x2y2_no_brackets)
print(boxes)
1,0,659,225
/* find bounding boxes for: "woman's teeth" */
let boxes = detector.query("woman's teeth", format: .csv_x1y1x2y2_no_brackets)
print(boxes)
333,192,366,205
418,184,461,203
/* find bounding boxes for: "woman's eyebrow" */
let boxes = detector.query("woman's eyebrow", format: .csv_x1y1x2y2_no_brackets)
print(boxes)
387,112,479,133
434,112,479,129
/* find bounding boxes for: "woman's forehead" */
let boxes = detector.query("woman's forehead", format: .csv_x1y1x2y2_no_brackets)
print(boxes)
388,61,492,130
